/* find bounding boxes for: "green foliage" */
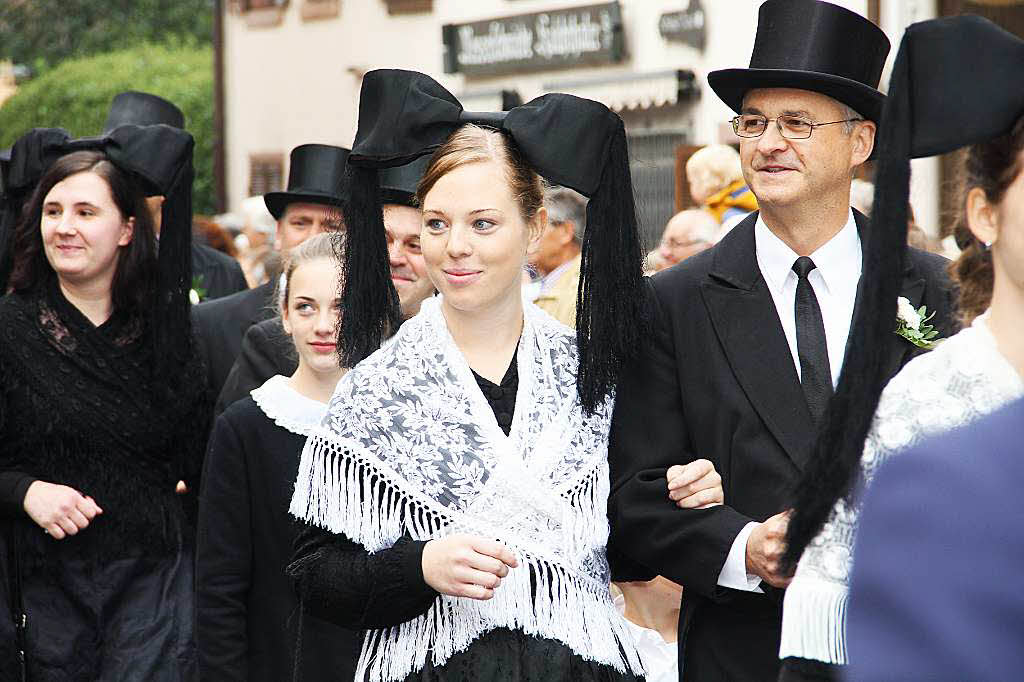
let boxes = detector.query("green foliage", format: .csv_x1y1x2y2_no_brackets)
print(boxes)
0,0,213,72
0,45,216,213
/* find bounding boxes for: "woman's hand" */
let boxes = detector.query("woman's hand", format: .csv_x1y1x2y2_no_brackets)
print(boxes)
22,481,103,539
667,459,724,509
422,535,519,600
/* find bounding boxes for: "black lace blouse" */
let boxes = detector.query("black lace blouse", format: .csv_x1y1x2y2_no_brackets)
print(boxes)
0,282,209,563
289,354,641,681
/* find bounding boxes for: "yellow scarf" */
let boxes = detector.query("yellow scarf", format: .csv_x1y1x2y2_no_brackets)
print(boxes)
705,179,758,223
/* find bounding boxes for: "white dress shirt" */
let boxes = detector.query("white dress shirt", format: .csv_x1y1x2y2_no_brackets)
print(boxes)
717,210,863,592
614,594,679,682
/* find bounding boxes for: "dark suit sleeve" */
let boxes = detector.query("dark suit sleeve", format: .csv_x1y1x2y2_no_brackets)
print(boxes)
288,522,437,630
216,324,279,417
196,414,252,681
608,278,753,598
848,414,1024,681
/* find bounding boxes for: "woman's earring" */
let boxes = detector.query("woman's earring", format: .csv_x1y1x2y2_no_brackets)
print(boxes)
983,239,994,250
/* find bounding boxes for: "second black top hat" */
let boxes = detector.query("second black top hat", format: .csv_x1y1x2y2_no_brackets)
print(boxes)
263,144,351,220
378,156,430,207
103,91,185,132
708,0,890,122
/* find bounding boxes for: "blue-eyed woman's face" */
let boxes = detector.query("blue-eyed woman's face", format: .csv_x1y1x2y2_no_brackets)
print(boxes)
420,159,543,315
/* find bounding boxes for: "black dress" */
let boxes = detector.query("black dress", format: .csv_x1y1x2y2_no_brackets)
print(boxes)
289,358,644,682
0,281,209,681
197,377,361,681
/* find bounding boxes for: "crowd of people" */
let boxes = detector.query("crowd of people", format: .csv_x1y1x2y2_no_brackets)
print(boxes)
0,0,1022,680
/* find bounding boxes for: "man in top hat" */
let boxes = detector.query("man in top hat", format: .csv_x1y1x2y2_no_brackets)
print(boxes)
194,143,350,398
104,91,249,302
213,157,435,414
606,2,956,680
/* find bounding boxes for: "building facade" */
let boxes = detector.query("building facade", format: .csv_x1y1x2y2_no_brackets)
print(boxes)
221,0,948,245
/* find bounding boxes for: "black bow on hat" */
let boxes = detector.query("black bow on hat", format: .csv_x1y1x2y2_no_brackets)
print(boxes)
341,69,647,413
0,124,195,398
5,125,193,200
350,70,619,197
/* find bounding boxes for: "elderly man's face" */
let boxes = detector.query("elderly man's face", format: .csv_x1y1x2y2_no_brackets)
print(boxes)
658,212,715,267
533,218,576,276
739,88,874,211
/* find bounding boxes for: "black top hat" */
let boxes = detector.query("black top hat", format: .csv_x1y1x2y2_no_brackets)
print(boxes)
708,0,890,122
264,144,351,220
104,91,185,132
379,156,430,207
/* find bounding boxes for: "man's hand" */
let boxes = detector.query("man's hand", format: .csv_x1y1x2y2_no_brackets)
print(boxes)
745,510,794,588
667,459,724,509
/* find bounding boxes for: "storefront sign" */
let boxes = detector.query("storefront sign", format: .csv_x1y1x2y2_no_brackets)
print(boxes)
659,0,706,51
443,2,624,76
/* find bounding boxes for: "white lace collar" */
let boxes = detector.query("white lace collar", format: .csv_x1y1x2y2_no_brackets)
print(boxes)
250,375,327,437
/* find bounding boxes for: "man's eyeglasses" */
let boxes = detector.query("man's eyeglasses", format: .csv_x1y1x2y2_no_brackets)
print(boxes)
730,114,864,140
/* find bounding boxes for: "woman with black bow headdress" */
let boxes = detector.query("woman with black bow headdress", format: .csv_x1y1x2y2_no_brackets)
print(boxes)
779,16,1024,681
0,125,209,680
286,70,723,681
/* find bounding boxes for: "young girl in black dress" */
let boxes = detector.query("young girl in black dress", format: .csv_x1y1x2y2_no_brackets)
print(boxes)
197,232,361,681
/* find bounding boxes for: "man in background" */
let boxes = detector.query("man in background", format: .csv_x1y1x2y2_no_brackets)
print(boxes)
194,143,350,397
532,187,586,327
655,209,718,270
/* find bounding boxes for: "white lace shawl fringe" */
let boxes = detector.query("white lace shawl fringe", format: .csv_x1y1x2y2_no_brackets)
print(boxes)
290,431,646,682
780,317,1024,665
779,578,849,664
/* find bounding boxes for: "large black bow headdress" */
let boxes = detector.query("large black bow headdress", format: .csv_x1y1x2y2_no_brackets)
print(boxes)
342,69,647,413
0,124,195,389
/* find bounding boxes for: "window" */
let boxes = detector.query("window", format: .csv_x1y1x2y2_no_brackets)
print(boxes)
231,0,287,26
302,0,339,20
382,0,432,15
249,153,284,197
627,131,688,251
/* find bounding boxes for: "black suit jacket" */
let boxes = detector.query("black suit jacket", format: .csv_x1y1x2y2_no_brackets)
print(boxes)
192,243,249,301
607,211,956,682
193,280,277,398
215,318,297,416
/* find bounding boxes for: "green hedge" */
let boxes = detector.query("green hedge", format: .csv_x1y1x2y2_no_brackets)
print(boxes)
0,44,215,213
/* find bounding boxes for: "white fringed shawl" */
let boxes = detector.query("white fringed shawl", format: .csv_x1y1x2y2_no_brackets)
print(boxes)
780,314,1024,665
290,297,644,682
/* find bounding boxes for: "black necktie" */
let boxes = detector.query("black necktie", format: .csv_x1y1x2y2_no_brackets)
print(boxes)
792,256,832,423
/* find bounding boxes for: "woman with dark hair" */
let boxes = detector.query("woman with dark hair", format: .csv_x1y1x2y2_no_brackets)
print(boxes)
0,126,208,680
779,17,1024,680
287,70,723,682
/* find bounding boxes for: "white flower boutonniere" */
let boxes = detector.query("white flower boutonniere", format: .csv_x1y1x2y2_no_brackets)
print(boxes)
190,275,207,305
895,296,939,349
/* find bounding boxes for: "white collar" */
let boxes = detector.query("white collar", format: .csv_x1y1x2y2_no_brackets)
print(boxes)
755,210,861,298
250,374,328,437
